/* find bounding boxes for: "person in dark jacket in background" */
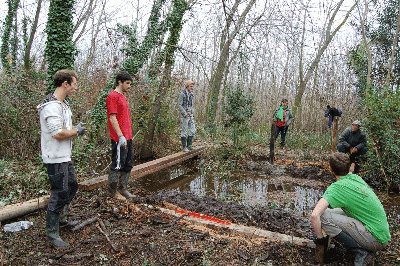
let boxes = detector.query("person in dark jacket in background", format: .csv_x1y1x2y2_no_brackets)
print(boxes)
324,105,342,128
337,120,367,162
272,99,294,148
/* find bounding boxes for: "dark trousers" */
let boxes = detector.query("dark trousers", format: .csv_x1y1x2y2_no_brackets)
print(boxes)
110,139,134,172
337,143,368,162
275,126,288,145
46,161,78,213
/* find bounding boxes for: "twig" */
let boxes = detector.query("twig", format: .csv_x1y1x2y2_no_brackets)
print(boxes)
98,219,107,233
71,216,99,232
96,223,118,252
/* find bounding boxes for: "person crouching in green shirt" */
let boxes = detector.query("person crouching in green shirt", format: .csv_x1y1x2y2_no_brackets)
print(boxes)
311,152,390,265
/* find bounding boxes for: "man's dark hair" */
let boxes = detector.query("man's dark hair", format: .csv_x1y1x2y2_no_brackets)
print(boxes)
329,152,351,176
115,71,133,86
281,98,288,103
54,70,78,87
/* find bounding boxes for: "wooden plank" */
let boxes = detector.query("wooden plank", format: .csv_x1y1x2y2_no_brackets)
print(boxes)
79,147,205,191
0,196,50,222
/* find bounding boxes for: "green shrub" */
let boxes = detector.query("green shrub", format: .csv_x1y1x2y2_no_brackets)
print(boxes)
223,84,255,147
362,89,400,191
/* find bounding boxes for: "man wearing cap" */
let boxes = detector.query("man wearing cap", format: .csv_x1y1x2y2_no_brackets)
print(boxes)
337,120,368,162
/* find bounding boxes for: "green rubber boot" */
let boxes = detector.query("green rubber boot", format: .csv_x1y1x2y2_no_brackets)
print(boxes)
118,171,135,199
46,210,70,249
108,170,119,198
187,136,194,150
181,137,189,152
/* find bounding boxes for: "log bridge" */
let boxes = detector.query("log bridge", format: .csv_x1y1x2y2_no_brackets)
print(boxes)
79,147,205,191
0,147,204,222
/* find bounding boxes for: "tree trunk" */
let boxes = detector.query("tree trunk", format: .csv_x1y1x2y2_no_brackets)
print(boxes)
24,0,43,72
140,0,189,158
1,0,20,71
292,0,359,117
206,0,257,129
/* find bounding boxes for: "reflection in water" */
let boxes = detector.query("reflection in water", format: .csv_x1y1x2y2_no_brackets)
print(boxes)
134,163,325,214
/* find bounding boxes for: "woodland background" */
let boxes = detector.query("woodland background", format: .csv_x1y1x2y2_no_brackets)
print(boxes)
0,0,399,205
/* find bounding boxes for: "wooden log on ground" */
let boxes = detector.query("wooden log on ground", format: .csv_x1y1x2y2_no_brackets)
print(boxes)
0,195,50,222
156,206,313,246
79,147,205,191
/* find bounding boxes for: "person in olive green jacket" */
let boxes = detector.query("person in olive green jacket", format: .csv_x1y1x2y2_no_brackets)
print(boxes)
272,99,294,147
337,120,367,162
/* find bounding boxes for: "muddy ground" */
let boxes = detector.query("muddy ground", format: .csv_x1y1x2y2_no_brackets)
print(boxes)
0,148,399,266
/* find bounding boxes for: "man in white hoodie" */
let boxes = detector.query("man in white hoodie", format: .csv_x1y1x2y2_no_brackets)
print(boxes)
37,69,86,249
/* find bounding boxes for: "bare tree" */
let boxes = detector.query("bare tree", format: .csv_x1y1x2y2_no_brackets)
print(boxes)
293,0,359,120
24,0,43,71
205,0,259,129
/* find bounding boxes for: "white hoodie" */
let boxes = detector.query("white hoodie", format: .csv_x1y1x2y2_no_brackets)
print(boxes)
37,94,73,164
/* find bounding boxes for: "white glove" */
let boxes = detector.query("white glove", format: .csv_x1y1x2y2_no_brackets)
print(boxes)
118,135,127,148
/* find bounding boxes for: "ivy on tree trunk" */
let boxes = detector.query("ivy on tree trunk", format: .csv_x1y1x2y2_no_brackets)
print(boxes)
140,0,190,158
44,0,76,94
1,0,20,71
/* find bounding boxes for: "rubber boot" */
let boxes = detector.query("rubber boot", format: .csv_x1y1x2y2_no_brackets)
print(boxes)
187,136,194,150
334,231,373,266
59,204,79,228
118,171,135,199
108,170,119,198
46,210,70,249
353,249,374,266
181,137,189,152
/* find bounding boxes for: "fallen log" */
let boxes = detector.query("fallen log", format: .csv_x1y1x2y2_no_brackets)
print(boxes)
154,205,313,246
0,195,50,222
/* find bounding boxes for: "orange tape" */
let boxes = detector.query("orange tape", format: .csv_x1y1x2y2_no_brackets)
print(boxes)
174,210,231,225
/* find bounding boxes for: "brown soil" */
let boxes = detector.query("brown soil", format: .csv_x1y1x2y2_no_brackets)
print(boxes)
1,149,399,266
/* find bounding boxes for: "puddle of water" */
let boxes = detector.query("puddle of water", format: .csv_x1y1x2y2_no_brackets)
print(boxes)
133,162,324,215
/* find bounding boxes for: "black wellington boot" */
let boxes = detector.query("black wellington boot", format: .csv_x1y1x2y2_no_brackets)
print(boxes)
118,171,135,199
46,210,70,249
334,231,373,266
108,170,119,198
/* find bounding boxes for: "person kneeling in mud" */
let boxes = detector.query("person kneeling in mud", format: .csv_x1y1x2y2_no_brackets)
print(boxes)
310,152,390,266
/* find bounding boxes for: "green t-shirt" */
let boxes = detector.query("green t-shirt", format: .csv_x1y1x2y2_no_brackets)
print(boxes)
322,174,391,244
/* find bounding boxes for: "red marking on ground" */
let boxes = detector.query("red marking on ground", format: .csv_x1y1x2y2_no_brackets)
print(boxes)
175,210,231,225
